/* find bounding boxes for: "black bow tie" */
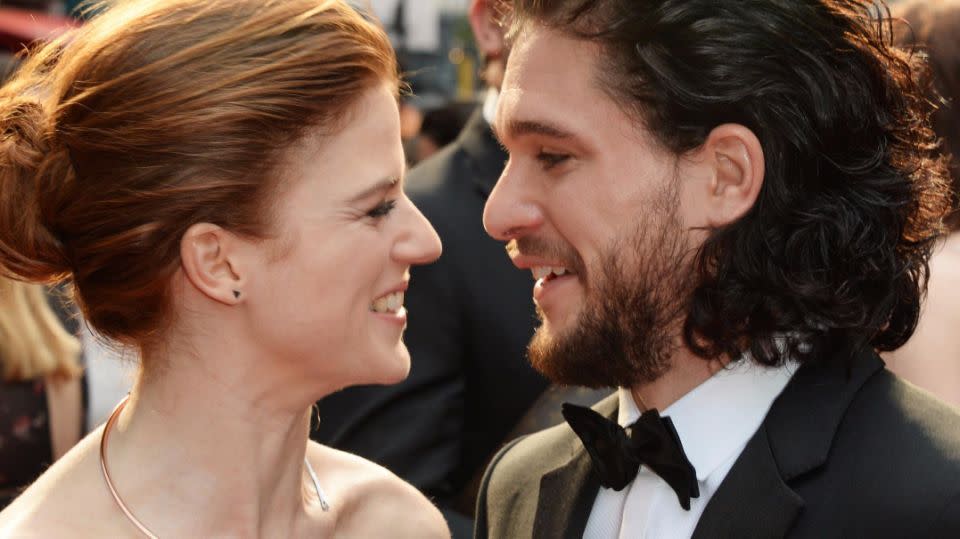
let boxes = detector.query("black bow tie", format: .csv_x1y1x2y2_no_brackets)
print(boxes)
562,402,700,510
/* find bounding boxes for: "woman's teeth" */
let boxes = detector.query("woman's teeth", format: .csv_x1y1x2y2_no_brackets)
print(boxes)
531,266,568,281
371,291,404,314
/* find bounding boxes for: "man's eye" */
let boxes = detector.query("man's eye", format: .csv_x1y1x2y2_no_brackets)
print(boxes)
366,200,397,219
536,151,570,170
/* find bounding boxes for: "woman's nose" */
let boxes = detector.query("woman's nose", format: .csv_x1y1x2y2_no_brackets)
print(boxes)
395,197,442,266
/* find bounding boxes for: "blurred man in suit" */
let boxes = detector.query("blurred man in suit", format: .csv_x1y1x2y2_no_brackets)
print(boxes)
476,1,960,537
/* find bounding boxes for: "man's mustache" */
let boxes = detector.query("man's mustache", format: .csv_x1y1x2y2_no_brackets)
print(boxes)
506,237,587,277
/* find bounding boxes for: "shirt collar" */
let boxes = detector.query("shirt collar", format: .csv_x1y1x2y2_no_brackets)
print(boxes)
617,359,797,482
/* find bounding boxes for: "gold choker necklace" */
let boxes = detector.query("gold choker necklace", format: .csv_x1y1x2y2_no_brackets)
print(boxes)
99,396,331,538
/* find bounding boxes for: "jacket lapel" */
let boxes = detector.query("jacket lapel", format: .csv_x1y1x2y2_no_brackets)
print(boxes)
691,425,803,538
533,447,601,539
693,350,885,538
533,394,617,539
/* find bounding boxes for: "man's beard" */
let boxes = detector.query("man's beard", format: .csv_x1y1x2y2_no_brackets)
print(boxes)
526,210,697,389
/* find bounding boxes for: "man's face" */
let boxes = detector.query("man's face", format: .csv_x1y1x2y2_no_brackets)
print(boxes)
484,24,706,388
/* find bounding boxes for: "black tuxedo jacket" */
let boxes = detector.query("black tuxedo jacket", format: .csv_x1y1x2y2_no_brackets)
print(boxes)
313,110,547,537
476,352,960,538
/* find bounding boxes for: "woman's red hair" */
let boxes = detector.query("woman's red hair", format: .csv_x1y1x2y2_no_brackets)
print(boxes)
0,0,398,350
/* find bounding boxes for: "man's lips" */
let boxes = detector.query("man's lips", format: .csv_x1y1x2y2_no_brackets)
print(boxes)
509,254,569,271
510,254,579,284
533,267,579,307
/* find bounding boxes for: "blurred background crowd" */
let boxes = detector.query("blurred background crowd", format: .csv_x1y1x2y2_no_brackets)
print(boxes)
0,1,956,537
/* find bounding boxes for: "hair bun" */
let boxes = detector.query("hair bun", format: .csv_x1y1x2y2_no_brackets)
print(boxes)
2,100,49,156
0,97,73,282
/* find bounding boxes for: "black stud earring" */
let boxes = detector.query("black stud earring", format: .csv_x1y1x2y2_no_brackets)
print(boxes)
233,290,241,299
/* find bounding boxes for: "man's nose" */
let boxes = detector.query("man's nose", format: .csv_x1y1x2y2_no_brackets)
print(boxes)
483,163,544,242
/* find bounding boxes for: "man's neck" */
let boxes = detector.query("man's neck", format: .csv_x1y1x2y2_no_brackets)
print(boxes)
631,347,729,412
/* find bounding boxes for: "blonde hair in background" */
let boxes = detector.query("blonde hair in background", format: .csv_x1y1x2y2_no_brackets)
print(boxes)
0,276,81,381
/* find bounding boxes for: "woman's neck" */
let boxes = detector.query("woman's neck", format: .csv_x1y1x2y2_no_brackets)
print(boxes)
102,349,319,537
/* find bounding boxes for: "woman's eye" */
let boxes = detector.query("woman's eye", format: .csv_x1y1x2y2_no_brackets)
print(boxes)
536,151,570,170
366,199,397,219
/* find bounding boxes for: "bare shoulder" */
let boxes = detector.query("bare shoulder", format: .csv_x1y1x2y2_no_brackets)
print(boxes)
305,441,449,538
0,429,126,538
930,241,960,288
884,240,960,407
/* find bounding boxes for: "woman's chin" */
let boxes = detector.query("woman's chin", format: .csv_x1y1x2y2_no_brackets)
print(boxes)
385,345,412,383
367,344,412,385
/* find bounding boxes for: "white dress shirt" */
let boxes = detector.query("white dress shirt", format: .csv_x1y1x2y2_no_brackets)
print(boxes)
582,360,797,539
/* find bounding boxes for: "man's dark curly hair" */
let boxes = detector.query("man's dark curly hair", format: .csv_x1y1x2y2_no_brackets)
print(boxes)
497,0,952,366
894,0,960,230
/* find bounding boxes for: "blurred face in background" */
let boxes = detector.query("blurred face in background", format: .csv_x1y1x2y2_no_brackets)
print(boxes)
244,83,441,391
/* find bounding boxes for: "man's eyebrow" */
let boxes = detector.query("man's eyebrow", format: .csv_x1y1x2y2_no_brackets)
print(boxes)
493,117,578,145
347,176,400,204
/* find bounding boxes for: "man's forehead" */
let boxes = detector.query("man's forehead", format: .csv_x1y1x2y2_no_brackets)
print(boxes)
495,27,642,150
502,24,598,90
496,25,604,140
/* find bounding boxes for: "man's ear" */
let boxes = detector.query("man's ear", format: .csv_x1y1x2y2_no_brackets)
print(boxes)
698,124,765,228
179,223,244,305
470,0,506,59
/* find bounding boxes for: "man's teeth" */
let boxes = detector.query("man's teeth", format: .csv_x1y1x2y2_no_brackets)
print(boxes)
371,291,404,313
531,266,569,280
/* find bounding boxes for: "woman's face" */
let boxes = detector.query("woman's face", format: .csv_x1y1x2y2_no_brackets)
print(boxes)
245,83,441,390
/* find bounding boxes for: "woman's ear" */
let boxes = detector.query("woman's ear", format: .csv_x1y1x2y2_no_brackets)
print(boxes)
698,123,765,227
179,223,244,305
